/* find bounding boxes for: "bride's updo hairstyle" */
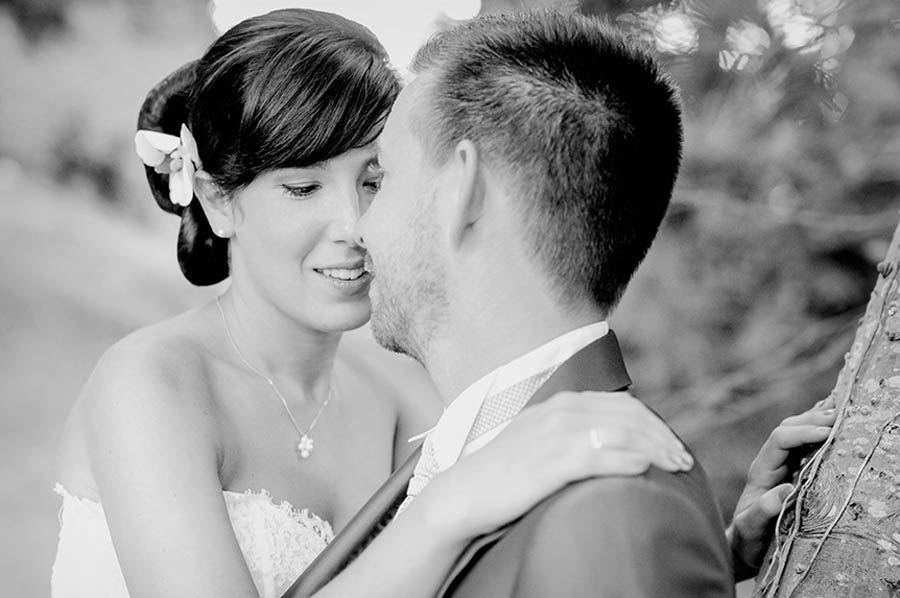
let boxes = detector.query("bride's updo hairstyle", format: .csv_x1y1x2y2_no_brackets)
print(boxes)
138,9,400,285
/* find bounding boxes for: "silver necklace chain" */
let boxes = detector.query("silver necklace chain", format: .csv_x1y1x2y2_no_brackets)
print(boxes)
216,295,333,459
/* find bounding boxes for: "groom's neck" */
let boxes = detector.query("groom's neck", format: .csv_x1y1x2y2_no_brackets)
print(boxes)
422,296,604,405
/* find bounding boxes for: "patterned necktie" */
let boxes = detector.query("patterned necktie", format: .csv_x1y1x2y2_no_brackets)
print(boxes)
397,366,558,514
464,365,558,445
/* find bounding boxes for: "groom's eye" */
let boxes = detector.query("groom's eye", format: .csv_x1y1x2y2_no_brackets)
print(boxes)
362,175,382,194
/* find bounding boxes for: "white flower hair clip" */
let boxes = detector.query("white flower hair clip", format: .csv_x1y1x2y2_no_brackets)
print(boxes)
134,124,202,207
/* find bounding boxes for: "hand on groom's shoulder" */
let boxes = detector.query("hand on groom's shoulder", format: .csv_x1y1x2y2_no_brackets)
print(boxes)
445,465,735,598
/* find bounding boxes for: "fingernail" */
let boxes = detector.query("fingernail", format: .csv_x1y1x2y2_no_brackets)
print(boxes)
672,452,693,470
823,409,836,416
817,426,832,433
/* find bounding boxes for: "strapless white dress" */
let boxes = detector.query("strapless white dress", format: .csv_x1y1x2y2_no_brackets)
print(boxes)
51,484,333,598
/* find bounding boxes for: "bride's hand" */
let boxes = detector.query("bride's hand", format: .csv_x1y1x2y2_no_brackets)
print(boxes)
419,390,692,537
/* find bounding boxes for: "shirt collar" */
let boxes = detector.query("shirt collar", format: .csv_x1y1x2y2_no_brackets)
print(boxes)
415,321,609,471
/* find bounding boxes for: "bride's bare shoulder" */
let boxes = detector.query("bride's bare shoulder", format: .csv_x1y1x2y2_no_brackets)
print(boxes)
94,307,214,384
72,306,223,430
58,306,224,495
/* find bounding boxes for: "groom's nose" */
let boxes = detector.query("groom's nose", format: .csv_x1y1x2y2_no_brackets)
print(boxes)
354,229,367,250
352,227,368,252
354,207,369,249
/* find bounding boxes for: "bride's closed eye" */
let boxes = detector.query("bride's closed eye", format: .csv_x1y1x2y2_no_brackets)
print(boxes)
282,183,321,199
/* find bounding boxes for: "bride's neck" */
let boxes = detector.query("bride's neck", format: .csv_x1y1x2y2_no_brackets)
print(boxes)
215,287,341,395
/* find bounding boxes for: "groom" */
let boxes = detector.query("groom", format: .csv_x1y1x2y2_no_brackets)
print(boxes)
300,11,734,598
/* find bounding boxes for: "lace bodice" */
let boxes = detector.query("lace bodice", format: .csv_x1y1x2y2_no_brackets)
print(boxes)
51,484,333,598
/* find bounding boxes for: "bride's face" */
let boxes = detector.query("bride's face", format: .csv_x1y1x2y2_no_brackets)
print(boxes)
227,145,381,333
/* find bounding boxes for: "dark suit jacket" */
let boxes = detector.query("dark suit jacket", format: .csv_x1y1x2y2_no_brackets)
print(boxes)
289,332,734,598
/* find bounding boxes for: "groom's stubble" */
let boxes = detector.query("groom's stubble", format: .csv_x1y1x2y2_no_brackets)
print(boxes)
368,186,449,365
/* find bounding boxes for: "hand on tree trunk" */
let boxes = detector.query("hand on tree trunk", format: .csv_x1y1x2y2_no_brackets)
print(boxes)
728,400,838,580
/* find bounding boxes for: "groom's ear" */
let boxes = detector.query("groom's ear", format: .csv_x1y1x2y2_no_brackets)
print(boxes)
447,139,485,250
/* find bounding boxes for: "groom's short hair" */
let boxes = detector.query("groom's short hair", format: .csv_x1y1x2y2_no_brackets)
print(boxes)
410,11,683,310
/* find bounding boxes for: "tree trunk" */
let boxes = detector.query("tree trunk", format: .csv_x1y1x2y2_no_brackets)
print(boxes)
754,218,900,597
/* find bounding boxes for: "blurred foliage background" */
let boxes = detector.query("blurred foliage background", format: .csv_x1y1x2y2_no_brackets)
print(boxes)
1,0,898,594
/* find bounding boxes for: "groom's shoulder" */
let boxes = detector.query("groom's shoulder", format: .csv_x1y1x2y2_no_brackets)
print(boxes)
445,465,735,597
505,465,734,596
530,464,725,544
448,464,735,598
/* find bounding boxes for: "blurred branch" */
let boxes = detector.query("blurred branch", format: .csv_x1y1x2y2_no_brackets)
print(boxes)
670,331,851,439
673,189,900,236
652,310,859,417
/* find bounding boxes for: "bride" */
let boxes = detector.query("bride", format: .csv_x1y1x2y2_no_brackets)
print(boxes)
51,9,836,598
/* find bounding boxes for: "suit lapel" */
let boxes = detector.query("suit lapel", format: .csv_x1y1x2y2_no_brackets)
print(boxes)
524,330,631,408
436,331,632,597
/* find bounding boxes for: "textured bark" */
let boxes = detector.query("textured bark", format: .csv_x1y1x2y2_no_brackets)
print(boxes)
754,219,900,597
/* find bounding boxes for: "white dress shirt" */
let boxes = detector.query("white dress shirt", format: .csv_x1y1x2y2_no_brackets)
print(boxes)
413,321,610,476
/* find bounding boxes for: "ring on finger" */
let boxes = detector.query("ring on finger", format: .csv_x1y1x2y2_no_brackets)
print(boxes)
589,427,604,449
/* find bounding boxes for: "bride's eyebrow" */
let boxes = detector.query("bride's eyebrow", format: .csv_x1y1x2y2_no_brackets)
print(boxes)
271,167,322,182
274,162,329,176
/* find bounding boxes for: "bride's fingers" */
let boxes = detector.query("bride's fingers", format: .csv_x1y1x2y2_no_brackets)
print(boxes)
584,448,652,477
575,401,691,466
537,412,690,473
599,399,686,455
592,409,686,453
544,391,687,455
585,422,692,472
541,429,652,481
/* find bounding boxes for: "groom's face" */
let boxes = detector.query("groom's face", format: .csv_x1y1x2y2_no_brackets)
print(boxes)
358,79,448,362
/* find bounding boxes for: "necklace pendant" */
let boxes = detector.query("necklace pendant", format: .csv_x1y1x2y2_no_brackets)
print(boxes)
297,435,314,459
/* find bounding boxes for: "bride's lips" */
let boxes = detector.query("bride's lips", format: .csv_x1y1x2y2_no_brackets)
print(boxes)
313,261,372,292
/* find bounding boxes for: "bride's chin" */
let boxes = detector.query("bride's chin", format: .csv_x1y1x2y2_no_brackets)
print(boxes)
316,302,372,333
337,313,371,332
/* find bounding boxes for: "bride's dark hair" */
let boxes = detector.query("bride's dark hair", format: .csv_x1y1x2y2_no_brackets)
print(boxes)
137,9,400,285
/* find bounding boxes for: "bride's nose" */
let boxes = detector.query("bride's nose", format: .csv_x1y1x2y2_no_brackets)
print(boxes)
329,184,363,244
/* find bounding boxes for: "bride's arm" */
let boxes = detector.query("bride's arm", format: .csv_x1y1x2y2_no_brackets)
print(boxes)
82,340,260,598
306,391,691,598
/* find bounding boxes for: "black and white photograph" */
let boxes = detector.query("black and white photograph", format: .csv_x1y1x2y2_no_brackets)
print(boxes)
2,0,899,596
